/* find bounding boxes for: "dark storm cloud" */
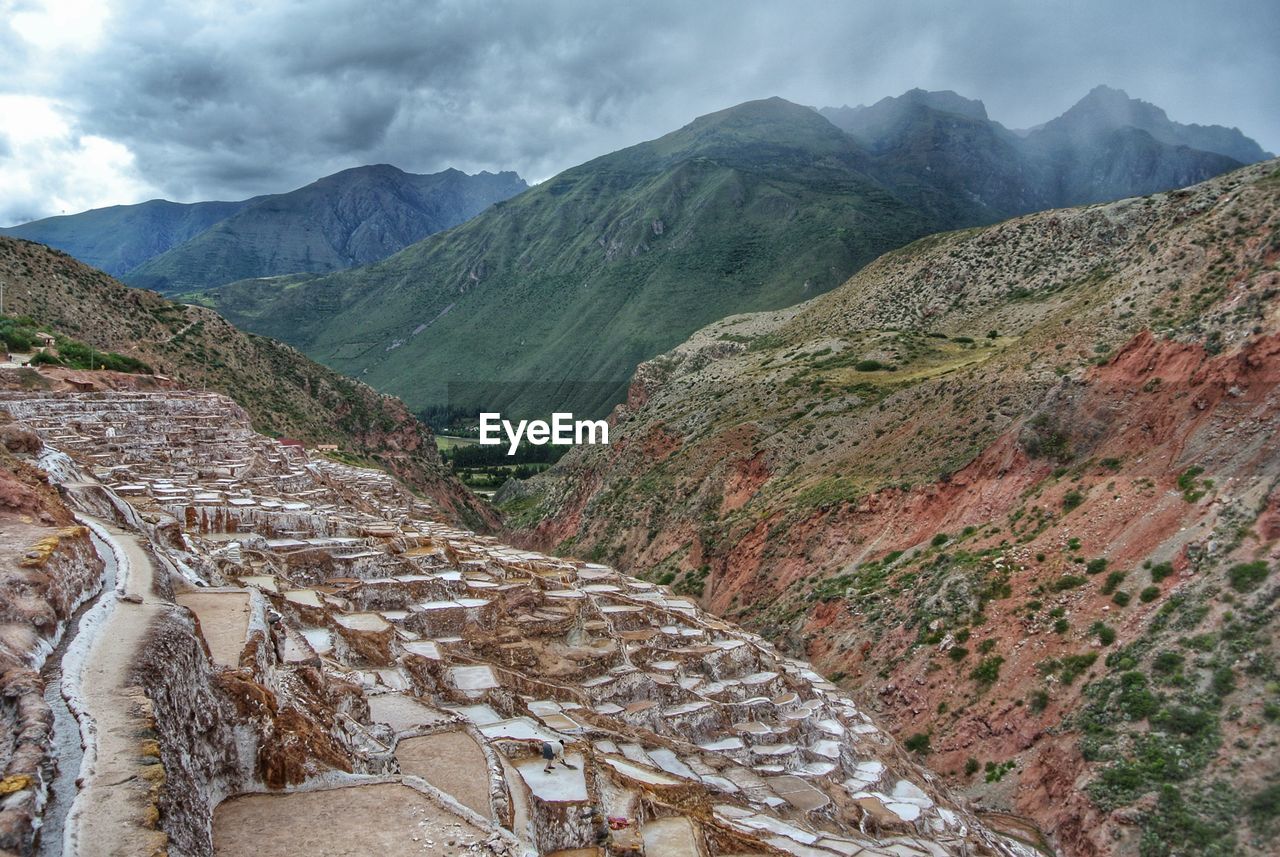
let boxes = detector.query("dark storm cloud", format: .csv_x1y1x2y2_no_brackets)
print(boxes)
2,0,1277,221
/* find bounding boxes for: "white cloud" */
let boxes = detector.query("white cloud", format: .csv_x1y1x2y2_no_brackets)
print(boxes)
0,94,158,224
8,0,110,53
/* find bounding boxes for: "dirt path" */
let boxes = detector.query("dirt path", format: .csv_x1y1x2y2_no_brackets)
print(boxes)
62,518,168,857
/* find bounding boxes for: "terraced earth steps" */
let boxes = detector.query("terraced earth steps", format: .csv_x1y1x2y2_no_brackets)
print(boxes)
0,389,1037,857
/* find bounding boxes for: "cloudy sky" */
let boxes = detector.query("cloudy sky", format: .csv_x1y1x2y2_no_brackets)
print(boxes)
1,0,1276,225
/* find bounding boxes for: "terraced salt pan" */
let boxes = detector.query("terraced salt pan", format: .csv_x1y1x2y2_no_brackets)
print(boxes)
619,743,651,764
647,748,699,781
284,589,322,607
527,700,563,717
401,640,441,660
448,704,503,725
212,782,488,855
372,668,411,690
741,671,779,686
817,718,845,736
478,717,560,743
732,813,818,845
701,775,739,793
366,692,450,732
810,740,842,759
333,612,391,632
415,597,489,612
280,630,314,662
602,756,683,787
796,762,836,777
515,753,587,802
641,816,702,857
448,664,498,695
538,712,584,733
175,590,250,668
396,731,493,819
300,627,332,654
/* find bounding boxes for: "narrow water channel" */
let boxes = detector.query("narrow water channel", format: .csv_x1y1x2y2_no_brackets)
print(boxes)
35,530,117,857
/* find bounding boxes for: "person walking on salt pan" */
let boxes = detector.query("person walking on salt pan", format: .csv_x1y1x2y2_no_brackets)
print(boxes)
541,738,576,773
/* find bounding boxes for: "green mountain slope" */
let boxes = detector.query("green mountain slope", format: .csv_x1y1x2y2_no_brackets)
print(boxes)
125,165,526,292
0,198,254,276
210,98,936,419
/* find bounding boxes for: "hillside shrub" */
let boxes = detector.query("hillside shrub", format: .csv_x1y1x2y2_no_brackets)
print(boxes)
971,655,1004,685
1227,561,1269,593
904,732,931,754
1052,574,1087,591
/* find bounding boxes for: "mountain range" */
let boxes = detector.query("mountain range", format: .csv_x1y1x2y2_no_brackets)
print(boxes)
1,165,527,290
4,86,1270,424
203,86,1268,420
203,97,937,420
